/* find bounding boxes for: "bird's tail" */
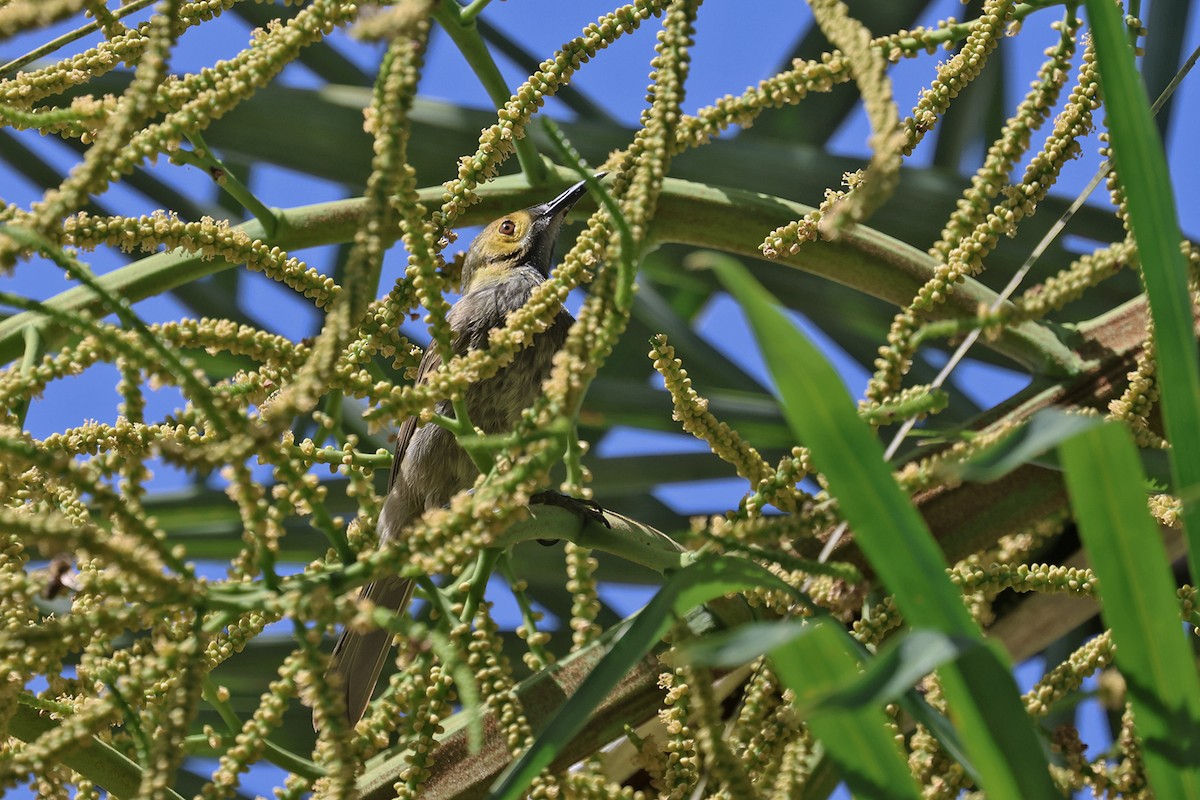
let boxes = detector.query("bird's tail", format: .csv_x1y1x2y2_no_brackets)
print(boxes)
320,574,415,729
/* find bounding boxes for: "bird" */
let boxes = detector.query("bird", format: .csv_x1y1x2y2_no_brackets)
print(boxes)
324,175,600,727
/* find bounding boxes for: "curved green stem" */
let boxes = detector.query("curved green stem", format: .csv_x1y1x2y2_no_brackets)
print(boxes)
0,173,1082,378
204,502,695,616
541,120,635,311
8,703,188,800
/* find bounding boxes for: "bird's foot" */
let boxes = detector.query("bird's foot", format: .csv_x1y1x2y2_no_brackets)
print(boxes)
530,491,612,545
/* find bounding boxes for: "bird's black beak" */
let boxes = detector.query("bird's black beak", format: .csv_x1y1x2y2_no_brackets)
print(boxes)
522,173,606,277
532,172,607,221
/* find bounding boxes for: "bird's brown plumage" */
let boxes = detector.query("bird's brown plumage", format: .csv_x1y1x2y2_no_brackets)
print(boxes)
321,176,598,728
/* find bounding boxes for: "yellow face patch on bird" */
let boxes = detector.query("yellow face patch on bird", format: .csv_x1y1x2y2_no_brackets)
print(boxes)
459,175,605,295
461,209,536,292
492,211,529,242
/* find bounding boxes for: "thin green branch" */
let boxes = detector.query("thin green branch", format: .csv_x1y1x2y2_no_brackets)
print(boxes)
105,680,152,765
0,0,159,74
541,121,634,311
176,132,279,236
460,547,502,623
459,0,494,22
292,444,392,469
202,676,243,733
890,1,1066,53
432,0,548,186
563,429,586,488
0,225,230,431
12,324,43,427
454,416,572,455
317,389,344,444
497,551,551,666
475,16,616,122
417,575,456,623
201,677,324,780
428,394,495,473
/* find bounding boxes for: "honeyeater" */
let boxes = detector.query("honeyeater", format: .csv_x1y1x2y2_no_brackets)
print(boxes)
324,176,599,726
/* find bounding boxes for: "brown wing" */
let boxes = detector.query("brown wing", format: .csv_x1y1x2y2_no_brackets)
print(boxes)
387,343,444,490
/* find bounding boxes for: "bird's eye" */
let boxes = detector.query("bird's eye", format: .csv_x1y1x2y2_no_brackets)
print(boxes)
498,219,517,236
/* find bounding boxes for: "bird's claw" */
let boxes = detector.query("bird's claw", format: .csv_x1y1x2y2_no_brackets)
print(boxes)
530,490,612,546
